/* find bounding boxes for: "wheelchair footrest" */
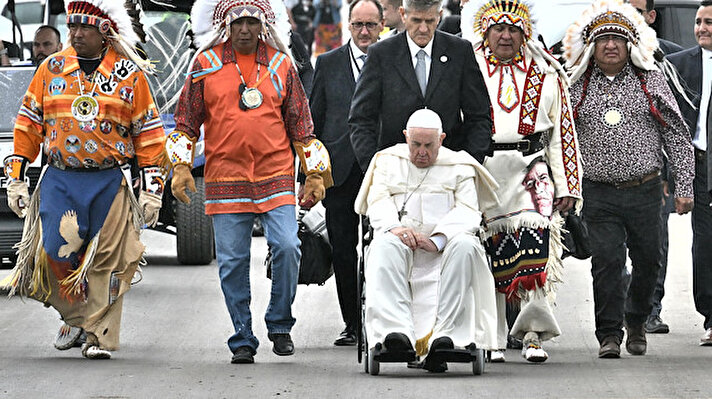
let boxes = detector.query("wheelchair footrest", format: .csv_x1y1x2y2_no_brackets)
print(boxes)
372,347,417,363
435,348,478,363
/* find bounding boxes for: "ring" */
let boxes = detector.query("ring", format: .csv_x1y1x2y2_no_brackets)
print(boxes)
403,233,408,238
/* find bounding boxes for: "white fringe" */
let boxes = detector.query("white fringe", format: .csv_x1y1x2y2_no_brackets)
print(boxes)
8,185,42,298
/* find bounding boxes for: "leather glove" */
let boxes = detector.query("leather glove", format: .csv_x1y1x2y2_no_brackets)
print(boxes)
7,179,30,218
139,191,162,227
298,174,325,209
171,164,196,204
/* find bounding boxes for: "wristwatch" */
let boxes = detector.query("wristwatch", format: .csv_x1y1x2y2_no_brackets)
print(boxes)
0,48,7,56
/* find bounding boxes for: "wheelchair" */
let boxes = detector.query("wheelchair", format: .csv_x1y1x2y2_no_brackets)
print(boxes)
355,218,487,376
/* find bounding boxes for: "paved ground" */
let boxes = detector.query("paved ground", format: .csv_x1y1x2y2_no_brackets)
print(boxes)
0,214,710,399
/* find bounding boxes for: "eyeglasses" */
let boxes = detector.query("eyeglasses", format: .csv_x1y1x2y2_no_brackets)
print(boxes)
594,34,627,44
350,22,380,31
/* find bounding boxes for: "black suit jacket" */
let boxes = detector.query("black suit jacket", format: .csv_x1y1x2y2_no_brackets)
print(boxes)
310,44,357,187
348,30,492,170
666,46,712,190
666,46,702,139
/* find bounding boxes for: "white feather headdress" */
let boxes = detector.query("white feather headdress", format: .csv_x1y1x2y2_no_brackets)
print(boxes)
563,0,658,83
65,0,152,72
190,0,293,63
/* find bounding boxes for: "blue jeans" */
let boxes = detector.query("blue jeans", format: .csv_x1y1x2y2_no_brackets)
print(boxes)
213,205,301,354
583,177,662,343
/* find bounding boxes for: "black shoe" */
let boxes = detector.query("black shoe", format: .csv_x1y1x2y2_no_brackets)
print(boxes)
231,346,255,364
423,336,453,373
625,324,647,355
268,333,295,356
506,334,523,350
645,316,669,334
598,336,621,359
334,327,357,346
383,332,413,353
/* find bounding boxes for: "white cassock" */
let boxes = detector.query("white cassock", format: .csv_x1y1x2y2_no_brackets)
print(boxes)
354,144,500,356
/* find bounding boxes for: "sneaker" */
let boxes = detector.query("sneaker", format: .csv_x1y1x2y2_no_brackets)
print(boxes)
645,316,669,334
625,324,647,355
231,346,255,364
334,326,357,346
700,328,712,346
489,350,505,363
81,343,111,359
522,344,548,362
598,336,621,358
522,332,548,363
267,333,295,356
54,324,84,350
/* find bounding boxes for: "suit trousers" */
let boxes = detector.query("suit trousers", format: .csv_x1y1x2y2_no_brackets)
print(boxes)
323,164,363,328
649,193,673,318
692,150,712,329
583,177,662,343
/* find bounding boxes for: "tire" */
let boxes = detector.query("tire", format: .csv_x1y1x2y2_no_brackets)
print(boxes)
368,347,380,376
175,176,214,265
472,348,485,376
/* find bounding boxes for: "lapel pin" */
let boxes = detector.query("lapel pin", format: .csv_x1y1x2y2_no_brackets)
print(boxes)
440,55,448,63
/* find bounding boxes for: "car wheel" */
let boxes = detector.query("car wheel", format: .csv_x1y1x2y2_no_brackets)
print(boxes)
175,176,214,265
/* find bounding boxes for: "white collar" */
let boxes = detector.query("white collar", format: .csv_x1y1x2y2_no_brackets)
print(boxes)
702,47,712,60
406,32,434,59
349,38,367,59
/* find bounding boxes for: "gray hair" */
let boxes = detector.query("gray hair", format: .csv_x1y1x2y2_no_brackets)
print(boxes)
403,0,442,12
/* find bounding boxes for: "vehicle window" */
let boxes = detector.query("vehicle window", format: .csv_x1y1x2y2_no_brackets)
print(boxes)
656,5,698,49
142,11,194,114
52,11,193,115
1,2,43,25
0,67,35,132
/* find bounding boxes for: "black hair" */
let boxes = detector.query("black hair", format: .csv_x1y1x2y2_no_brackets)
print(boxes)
34,25,61,43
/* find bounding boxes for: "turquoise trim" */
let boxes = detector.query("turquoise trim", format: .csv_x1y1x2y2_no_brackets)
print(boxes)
205,191,295,205
189,49,223,79
267,52,287,99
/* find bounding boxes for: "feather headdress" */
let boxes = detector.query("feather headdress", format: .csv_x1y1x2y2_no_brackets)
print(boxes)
461,0,568,82
190,0,293,63
461,0,536,48
563,0,658,83
66,0,153,72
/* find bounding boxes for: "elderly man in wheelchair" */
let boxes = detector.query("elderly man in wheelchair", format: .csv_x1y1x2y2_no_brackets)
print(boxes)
354,109,499,374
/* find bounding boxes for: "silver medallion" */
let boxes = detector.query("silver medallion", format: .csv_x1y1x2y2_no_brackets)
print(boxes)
602,108,623,127
241,87,263,109
71,95,100,122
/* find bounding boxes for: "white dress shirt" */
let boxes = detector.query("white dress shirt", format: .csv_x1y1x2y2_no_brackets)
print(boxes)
694,47,712,151
348,39,367,81
406,33,434,85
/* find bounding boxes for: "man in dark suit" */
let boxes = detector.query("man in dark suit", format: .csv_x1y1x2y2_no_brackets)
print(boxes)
666,0,712,346
627,0,683,335
348,0,492,171
310,0,384,346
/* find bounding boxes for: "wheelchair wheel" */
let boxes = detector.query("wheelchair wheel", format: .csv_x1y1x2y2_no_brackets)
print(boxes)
472,348,485,375
368,347,380,376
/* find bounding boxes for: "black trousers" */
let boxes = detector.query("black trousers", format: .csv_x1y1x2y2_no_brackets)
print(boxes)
692,150,712,330
583,177,662,343
322,164,363,329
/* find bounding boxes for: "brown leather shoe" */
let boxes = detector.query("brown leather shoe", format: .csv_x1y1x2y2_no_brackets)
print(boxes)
700,328,712,346
598,336,621,358
626,324,647,355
